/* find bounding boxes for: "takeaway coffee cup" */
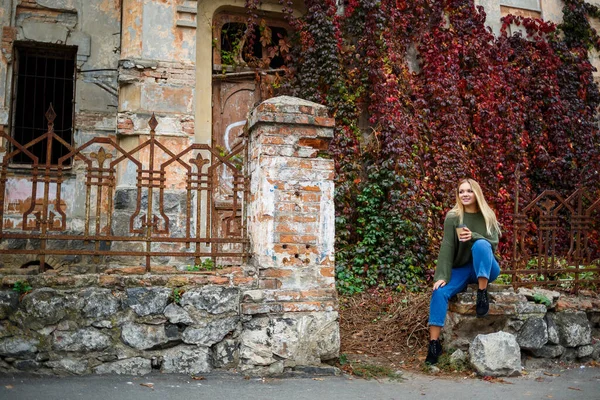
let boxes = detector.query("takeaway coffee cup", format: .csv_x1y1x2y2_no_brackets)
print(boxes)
456,224,467,241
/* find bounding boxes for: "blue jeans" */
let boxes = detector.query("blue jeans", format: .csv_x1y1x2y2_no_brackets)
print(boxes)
429,239,500,327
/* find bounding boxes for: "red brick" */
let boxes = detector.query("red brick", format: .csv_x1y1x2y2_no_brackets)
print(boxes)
98,275,121,287
105,266,145,275
2,27,17,41
181,121,194,135
242,302,284,314
280,256,305,266
217,266,244,276
314,116,335,127
259,279,281,289
279,234,317,244
151,266,178,274
282,301,337,312
276,215,318,223
301,193,320,203
275,203,300,213
299,289,337,299
274,223,297,233
320,267,335,278
301,204,321,213
167,276,190,286
298,138,329,150
274,244,300,253
300,185,321,192
261,136,286,145
233,276,255,286
270,291,302,301
207,276,229,285
189,276,210,285
259,268,293,278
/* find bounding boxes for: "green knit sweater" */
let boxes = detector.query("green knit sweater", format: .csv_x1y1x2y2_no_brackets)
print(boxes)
433,211,499,283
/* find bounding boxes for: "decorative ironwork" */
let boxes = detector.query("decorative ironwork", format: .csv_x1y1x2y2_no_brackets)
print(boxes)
0,105,249,272
507,167,600,293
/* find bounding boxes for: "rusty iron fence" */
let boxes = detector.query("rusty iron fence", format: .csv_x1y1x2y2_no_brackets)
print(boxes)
505,169,600,293
0,105,249,272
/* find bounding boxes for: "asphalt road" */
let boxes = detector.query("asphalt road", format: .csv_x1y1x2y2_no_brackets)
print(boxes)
1,366,599,400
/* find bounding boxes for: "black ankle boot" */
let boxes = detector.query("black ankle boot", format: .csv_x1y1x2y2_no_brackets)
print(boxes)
425,339,443,365
476,288,489,317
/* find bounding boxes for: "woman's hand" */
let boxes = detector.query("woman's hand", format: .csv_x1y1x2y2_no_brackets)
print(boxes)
459,226,472,242
433,280,446,290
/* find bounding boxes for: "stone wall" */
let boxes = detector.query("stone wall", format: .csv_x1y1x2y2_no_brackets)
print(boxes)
0,96,340,376
444,285,600,369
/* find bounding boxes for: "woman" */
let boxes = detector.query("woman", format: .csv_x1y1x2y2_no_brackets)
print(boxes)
426,178,501,365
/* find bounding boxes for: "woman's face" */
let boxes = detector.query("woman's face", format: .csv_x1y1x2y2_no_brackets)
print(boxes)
458,181,477,209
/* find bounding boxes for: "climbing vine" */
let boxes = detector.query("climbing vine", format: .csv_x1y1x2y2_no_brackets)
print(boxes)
249,0,600,294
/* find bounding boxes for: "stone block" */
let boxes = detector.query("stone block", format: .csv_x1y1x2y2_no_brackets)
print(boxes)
114,188,136,210
530,344,564,358
0,337,39,358
560,347,578,362
123,287,171,316
120,323,173,350
577,344,594,358
517,317,548,350
14,359,41,371
214,339,238,368
93,357,152,375
160,346,211,374
46,358,89,375
238,311,339,371
20,288,67,329
164,303,194,325
517,287,561,308
180,286,240,314
53,328,111,352
546,314,560,344
81,288,120,319
181,316,239,346
0,290,19,319
549,311,592,347
469,331,521,377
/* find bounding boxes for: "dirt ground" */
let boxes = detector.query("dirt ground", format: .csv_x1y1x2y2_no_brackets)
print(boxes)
338,288,433,375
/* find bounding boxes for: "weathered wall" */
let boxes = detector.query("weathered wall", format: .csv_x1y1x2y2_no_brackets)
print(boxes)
0,0,121,236
195,0,305,145
0,0,120,122
0,96,340,376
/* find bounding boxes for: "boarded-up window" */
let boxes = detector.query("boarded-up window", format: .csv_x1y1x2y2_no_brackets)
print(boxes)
501,1,543,36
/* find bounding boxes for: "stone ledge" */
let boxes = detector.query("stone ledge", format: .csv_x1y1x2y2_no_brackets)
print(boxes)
248,112,335,129
176,20,197,28
241,300,338,315
1,272,257,290
247,96,335,131
450,285,600,314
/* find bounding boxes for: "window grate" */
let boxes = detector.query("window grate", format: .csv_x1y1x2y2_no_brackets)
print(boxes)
11,43,77,165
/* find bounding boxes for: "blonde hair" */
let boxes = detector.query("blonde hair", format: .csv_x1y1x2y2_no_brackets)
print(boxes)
449,178,501,237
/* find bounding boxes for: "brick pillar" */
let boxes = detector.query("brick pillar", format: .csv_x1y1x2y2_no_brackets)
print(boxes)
247,95,336,296
240,96,338,373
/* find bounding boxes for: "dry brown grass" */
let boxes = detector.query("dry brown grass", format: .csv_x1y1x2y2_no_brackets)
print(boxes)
339,288,431,369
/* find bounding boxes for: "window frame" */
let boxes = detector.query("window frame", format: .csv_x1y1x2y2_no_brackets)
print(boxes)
9,42,78,168
212,11,290,73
